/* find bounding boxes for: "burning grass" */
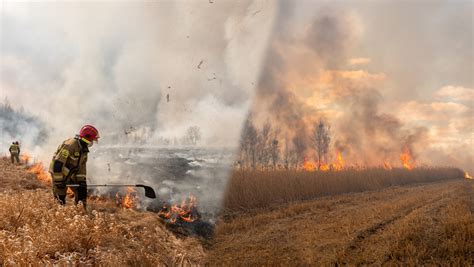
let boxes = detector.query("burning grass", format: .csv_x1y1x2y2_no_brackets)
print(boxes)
0,191,205,265
26,162,51,186
0,157,205,265
223,167,464,213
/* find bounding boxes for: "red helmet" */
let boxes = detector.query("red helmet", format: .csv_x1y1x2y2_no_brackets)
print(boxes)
79,125,100,143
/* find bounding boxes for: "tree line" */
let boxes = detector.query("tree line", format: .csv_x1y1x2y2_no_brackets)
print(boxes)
237,117,331,170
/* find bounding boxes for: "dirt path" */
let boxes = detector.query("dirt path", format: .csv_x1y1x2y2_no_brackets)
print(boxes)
207,180,474,265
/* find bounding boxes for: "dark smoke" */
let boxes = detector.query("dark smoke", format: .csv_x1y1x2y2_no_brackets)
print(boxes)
249,2,428,165
306,12,355,68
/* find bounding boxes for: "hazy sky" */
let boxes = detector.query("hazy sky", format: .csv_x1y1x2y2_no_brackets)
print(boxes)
1,0,472,172
1,1,277,158
251,0,472,171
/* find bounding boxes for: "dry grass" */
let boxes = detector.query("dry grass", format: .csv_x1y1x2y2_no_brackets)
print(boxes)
0,159,46,192
208,180,474,265
0,158,205,265
223,167,464,213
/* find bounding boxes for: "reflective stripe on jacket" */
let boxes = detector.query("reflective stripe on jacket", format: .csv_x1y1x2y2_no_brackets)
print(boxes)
49,137,88,182
9,144,19,154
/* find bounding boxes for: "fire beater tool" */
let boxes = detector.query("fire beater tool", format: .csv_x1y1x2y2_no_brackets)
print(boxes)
67,184,156,199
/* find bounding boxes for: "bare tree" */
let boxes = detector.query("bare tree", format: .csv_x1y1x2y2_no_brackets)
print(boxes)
256,122,272,169
292,134,306,169
311,120,331,169
240,116,258,169
283,135,291,169
270,139,279,169
185,126,202,145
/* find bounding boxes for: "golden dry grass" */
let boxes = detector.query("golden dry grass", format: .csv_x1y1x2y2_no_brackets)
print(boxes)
223,167,464,213
208,180,474,265
0,158,205,266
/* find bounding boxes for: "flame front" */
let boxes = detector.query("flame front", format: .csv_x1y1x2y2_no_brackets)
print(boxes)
400,147,415,170
303,157,316,171
320,164,330,171
116,187,138,209
21,153,31,164
465,172,473,180
303,152,344,172
26,163,51,185
158,194,198,224
332,152,344,171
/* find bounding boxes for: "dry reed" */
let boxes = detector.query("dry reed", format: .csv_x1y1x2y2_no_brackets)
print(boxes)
223,167,464,213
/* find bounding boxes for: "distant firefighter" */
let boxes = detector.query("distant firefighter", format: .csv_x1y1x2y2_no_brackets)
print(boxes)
49,125,99,207
9,141,20,164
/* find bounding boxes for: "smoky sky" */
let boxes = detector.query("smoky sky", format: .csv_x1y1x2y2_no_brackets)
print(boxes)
250,0,472,171
1,1,278,160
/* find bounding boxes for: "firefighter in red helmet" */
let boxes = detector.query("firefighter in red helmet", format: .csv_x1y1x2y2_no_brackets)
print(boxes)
49,125,99,207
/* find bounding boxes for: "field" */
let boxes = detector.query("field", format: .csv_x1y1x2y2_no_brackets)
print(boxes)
2,156,473,265
223,168,465,212
0,158,205,265
207,169,473,265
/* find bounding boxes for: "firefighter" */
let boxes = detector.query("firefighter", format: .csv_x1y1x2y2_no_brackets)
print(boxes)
9,141,20,164
49,125,99,206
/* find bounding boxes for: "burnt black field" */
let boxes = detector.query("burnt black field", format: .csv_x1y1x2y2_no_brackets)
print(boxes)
89,146,236,222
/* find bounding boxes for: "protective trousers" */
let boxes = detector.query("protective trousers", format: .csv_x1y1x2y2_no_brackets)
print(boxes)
10,153,20,164
73,183,87,207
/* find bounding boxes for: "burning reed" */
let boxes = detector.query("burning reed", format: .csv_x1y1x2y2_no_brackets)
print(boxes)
223,167,464,213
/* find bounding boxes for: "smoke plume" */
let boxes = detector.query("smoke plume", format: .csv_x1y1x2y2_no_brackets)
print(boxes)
249,1,472,172
1,1,277,156
1,1,278,215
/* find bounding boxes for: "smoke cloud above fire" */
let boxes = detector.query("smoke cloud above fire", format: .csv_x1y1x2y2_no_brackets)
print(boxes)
1,1,277,156
250,0,472,172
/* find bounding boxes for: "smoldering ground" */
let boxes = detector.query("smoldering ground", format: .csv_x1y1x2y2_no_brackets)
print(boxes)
90,147,235,222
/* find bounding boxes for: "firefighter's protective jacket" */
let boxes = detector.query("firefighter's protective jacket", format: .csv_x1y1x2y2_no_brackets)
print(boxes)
49,137,88,184
9,143,20,154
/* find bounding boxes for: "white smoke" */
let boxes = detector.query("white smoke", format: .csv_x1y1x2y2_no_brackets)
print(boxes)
1,1,277,160
1,1,278,216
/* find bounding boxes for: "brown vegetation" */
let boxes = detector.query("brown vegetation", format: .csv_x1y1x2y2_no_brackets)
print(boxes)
208,179,474,265
223,167,464,213
0,158,205,265
0,158,46,192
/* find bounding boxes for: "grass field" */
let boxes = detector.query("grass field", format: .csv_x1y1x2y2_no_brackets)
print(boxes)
223,168,464,213
208,179,474,265
0,158,205,265
2,156,472,265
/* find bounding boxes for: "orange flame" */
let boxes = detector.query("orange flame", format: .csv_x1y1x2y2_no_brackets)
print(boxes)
116,187,138,209
465,172,473,180
400,147,415,170
67,187,75,198
303,153,345,172
26,163,51,185
303,157,316,171
320,164,330,171
21,153,31,165
158,194,198,223
332,152,344,171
